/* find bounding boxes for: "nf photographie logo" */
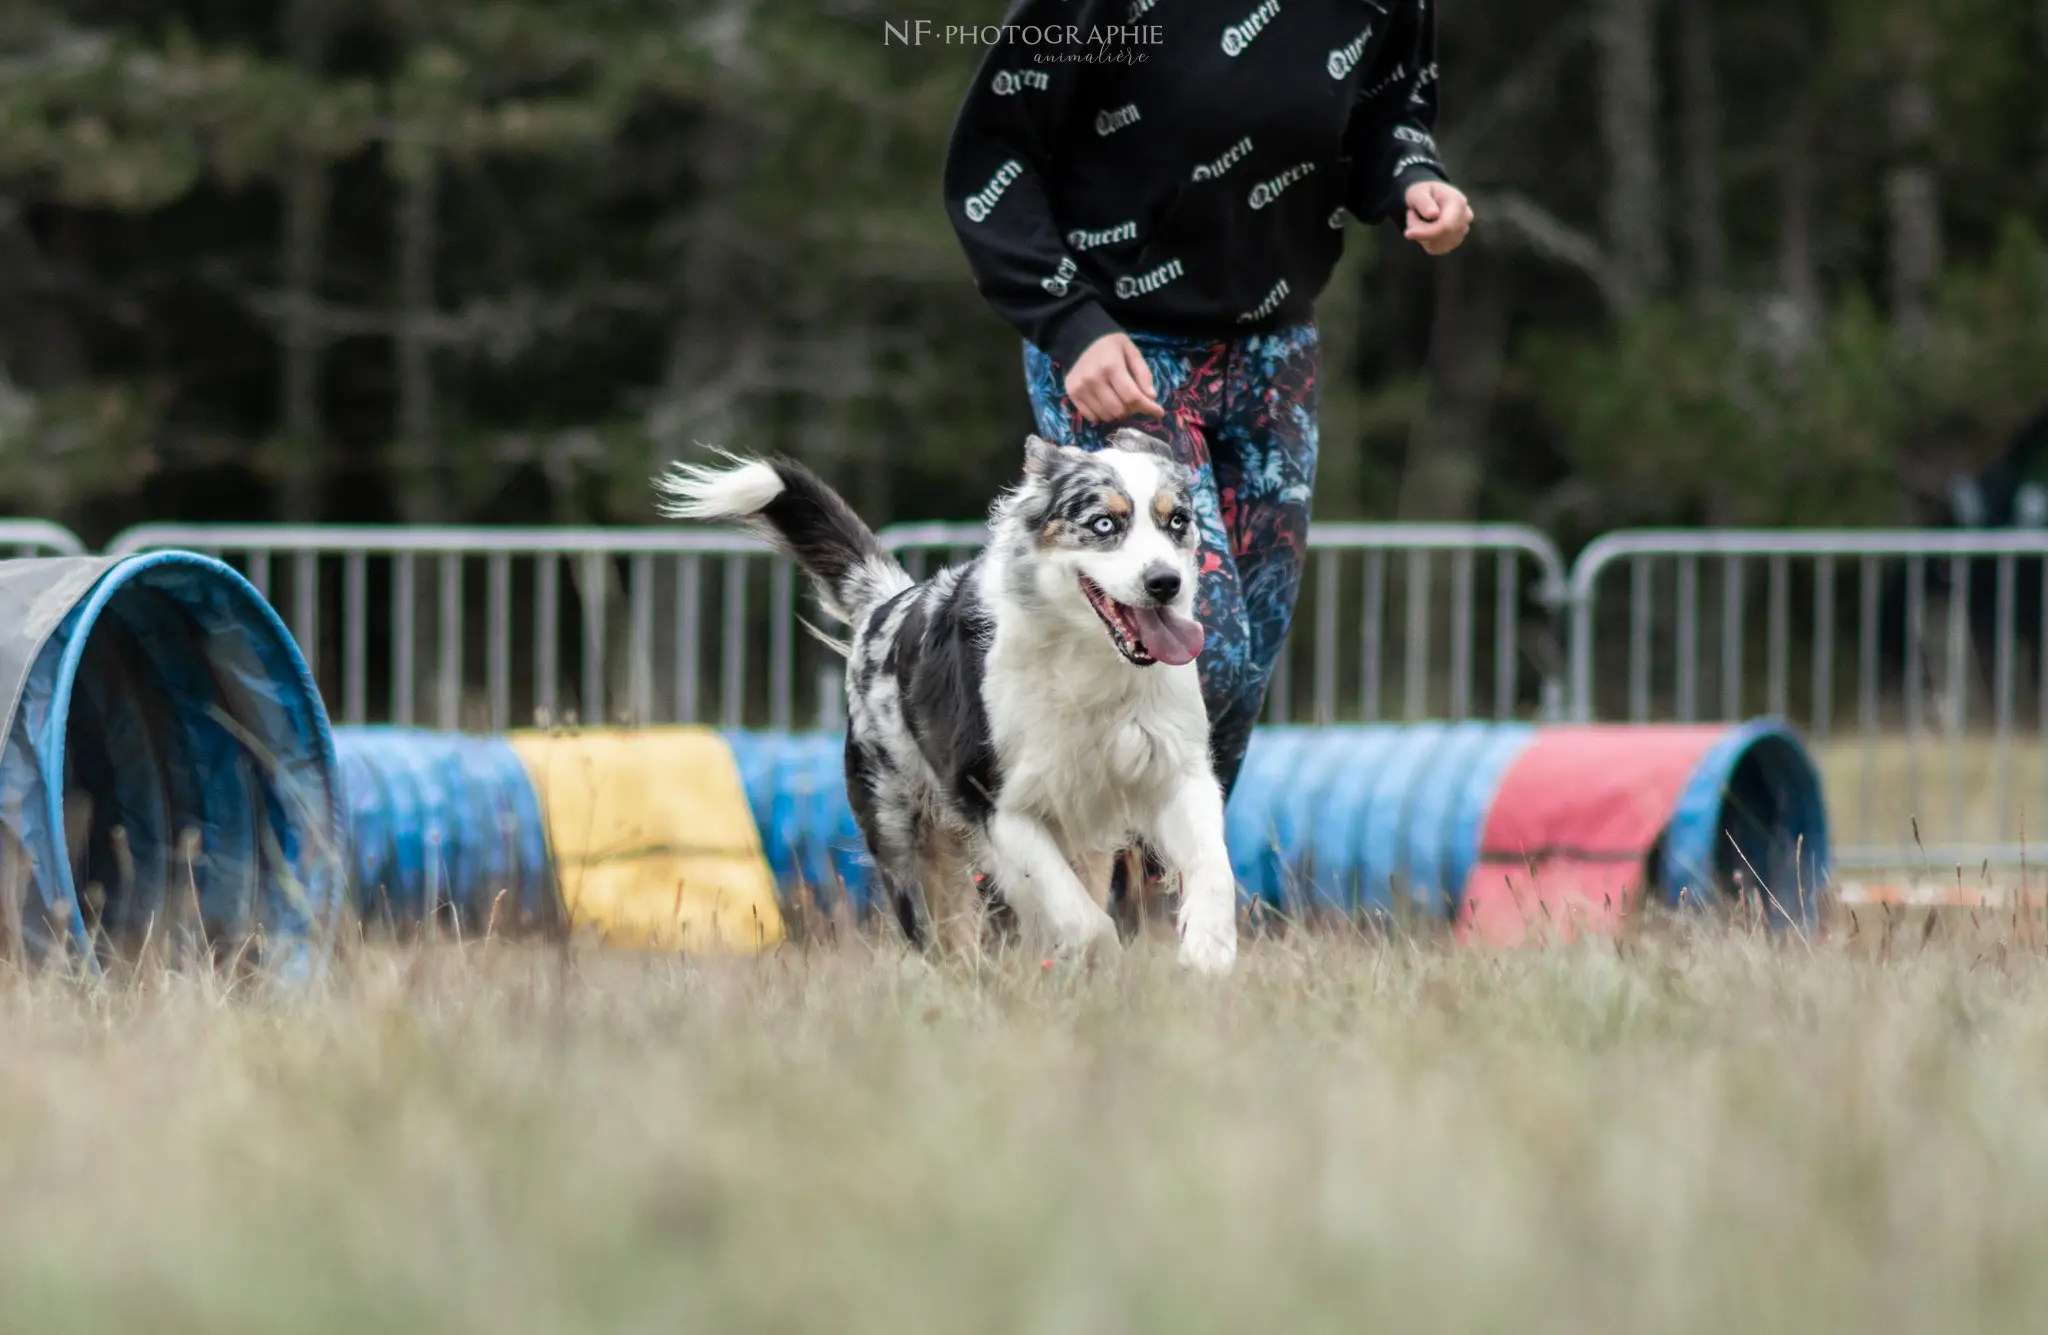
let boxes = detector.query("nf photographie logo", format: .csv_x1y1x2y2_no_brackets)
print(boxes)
885,19,1164,50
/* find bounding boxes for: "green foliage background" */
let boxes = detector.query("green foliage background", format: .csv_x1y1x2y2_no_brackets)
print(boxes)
1,0,2044,546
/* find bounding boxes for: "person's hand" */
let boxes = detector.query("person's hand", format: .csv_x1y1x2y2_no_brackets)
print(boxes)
1405,180,1474,256
1065,332,1163,424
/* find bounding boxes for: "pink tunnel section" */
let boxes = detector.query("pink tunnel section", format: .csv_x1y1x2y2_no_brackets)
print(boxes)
1457,726,1729,947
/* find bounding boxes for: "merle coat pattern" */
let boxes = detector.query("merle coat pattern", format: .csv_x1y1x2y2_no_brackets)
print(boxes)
655,431,1238,973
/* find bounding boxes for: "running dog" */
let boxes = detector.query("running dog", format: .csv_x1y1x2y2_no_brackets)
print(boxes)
656,430,1237,974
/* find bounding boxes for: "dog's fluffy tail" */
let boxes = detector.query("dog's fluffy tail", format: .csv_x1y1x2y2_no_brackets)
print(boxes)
655,453,913,626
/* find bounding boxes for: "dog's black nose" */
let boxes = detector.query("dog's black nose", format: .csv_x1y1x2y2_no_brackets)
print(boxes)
1143,567,1182,604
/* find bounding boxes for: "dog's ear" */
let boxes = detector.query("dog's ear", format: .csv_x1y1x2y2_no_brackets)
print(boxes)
1106,428,1176,462
1023,433,1067,478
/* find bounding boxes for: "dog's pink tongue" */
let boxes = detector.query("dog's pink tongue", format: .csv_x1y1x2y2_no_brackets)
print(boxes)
1129,606,1206,666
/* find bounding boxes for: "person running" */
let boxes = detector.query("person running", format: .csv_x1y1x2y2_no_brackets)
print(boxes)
944,0,1473,806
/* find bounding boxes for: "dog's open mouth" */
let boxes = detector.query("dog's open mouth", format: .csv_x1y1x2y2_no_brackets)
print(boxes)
1078,577,1206,666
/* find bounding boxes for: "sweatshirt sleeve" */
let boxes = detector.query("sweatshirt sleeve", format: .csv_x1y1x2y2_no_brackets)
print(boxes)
943,2,1122,370
1342,0,1451,225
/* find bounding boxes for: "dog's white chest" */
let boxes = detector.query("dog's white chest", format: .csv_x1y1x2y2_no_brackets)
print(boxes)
996,698,1200,849
1100,718,1170,785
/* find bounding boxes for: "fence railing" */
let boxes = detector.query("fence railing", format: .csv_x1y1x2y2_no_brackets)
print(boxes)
1570,529,2048,869
1269,524,1568,725
0,520,87,557
104,523,811,732
828,520,1574,727
883,522,993,581
104,519,1572,734
14,512,2045,872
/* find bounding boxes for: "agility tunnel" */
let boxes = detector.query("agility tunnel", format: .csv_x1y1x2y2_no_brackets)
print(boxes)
323,720,1825,949
724,721,1829,940
331,725,784,953
1449,721,1830,943
724,729,873,921
332,729,556,936
0,553,343,976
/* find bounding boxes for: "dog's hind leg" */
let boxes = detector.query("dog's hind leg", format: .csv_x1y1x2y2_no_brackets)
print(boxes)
918,831,984,960
851,797,929,952
881,867,927,949
1106,846,1164,942
863,818,980,961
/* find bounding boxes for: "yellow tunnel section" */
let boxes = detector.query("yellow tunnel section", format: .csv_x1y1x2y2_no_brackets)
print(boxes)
509,727,785,953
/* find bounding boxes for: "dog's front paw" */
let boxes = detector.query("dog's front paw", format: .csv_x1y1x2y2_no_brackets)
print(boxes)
1174,862,1237,975
1050,906,1123,965
1176,917,1236,976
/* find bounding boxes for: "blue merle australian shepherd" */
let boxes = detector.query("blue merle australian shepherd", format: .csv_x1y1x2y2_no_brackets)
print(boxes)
656,431,1237,974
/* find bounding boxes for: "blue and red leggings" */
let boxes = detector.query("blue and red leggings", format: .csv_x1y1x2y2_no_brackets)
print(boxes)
1024,322,1319,800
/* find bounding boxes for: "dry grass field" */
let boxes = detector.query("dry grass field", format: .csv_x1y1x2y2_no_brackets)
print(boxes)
3,917,2048,1333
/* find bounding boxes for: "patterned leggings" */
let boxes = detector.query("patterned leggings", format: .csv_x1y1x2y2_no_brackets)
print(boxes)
1024,323,1319,800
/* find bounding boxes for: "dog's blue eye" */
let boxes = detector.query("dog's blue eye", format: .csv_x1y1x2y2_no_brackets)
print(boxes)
1091,517,1118,535
1168,510,1189,532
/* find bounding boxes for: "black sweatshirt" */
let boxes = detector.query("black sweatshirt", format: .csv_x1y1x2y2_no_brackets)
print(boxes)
944,0,1451,369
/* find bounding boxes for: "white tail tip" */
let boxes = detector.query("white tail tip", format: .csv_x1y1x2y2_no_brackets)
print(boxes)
654,456,784,521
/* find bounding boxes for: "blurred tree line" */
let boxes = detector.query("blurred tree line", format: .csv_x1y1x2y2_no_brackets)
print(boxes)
1,0,2046,549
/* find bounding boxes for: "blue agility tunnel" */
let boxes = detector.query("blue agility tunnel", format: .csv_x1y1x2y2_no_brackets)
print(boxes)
0,553,344,976
331,728,556,936
723,729,871,917
1224,724,1538,916
725,722,1830,934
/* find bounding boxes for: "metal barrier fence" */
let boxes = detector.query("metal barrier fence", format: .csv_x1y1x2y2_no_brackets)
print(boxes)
36,513,2048,871
105,523,800,732
0,520,86,557
102,521,1007,735
101,519,1572,734
836,521,1572,727
1267,524,1568,724
1570,530,2048,869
